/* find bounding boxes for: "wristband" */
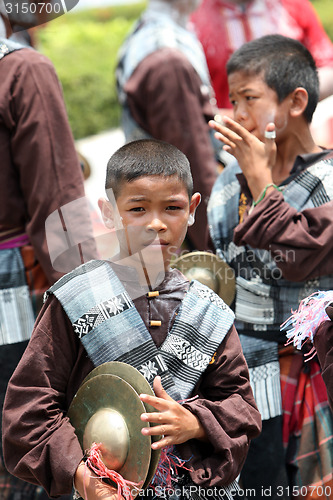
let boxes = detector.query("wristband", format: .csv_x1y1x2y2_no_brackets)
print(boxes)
253,183,282,207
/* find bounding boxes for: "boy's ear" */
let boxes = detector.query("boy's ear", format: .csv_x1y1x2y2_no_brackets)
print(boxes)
289,87,309,118
98,198,115,229
188,193,201,226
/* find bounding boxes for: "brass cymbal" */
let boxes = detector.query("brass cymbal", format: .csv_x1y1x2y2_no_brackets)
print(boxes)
172,251,236,306
82,362,155,410
82,362,161,489
68,373,151,494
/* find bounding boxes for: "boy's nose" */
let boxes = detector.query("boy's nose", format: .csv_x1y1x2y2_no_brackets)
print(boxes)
234,104,248,123
147,217,167,232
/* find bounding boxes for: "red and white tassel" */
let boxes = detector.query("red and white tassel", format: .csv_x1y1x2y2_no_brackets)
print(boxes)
281,290,333,359
84,442,142,500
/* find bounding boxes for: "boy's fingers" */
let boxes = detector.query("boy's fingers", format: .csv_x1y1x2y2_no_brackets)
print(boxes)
152,376,173,401
141,423,171,436
139,376,174,411
139,393,169,412
221,115,253,140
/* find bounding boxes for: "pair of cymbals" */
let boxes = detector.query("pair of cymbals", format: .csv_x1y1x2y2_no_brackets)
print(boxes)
68,361,161,496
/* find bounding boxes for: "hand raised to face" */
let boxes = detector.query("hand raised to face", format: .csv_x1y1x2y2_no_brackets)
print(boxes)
209,116,277,200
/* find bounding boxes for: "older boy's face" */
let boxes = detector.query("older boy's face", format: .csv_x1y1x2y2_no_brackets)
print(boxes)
109,175,200,268
228,71,289,141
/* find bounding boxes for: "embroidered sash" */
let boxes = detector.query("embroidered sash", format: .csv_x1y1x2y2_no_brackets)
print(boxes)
46,260,234,401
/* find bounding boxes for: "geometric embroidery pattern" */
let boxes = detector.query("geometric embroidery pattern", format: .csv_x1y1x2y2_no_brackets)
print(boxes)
162,333,211,370
191,281,228,310
249,361,280,384
73,292,132,338
138,354,168,382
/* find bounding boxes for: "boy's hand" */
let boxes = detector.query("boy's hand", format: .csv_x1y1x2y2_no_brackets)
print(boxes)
209,116,277,200
74,462,124,499
139,376,207,449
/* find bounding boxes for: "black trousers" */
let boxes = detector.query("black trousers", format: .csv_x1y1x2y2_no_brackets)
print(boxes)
240,416,290,500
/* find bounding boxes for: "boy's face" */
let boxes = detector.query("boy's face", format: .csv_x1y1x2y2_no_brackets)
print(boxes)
228,71,290,141
100,175,200,269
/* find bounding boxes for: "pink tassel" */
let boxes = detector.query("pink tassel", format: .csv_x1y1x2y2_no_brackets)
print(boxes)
281,290,333,355
84,442,142,500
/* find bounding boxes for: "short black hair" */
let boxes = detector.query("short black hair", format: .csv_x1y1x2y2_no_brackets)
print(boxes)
226,34,319,122
105,139,193,200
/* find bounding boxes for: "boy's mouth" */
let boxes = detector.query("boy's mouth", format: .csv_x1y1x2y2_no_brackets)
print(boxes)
143,238,168,247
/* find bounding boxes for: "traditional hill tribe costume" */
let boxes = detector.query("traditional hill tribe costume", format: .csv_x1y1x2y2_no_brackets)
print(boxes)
3,260,261,499
116,1,223,251
0,33,95,500
208,150,333,498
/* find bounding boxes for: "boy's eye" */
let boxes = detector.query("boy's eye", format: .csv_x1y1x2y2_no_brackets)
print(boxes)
129,207,145,212
166,205,181,211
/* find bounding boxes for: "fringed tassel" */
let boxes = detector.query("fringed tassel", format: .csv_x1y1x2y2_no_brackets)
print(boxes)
151,446,191,490
281,290,333,358
84,442,142,500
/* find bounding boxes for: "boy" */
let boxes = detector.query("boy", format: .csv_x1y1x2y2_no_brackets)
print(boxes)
208,35,333,498
2,139,261,500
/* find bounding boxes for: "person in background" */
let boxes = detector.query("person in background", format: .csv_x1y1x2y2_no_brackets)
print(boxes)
116,0,223,252
208,34,333,499
0,2,96,499
191,0,333,114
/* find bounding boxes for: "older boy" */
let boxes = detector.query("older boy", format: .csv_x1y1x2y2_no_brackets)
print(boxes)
208,35,333,499
2,139,261,500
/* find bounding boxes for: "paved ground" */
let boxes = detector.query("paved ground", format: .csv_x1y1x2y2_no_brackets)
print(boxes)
76,127,125,211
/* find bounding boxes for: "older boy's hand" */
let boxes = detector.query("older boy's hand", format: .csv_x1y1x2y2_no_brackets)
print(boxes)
209,116,277,200
139,376,207,449
74,461,124,500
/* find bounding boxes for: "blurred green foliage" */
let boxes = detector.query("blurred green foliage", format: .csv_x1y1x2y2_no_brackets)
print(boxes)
37,3,146,139
312,0,333,41
37,0,332,140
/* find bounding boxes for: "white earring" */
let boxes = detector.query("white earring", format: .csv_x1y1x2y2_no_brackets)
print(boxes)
188,213,195,226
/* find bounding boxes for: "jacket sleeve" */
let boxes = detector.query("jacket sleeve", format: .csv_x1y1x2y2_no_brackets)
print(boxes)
179,325,262,487
233,190,333,281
